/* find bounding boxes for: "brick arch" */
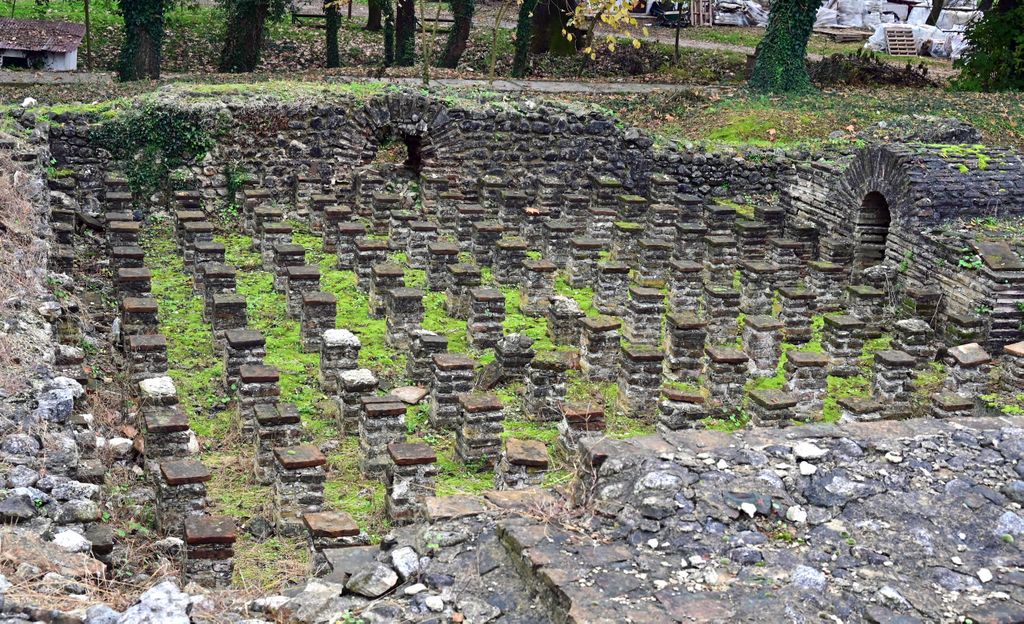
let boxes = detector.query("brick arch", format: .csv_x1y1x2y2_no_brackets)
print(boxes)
355,92,456,172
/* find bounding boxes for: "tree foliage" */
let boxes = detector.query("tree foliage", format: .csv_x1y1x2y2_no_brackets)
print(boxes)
117,0,167,81
564,0,645,59
748,0,824,93
954,0,1024,92
218,0,287,73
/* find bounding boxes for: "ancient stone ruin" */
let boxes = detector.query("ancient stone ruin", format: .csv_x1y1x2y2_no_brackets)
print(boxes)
0,85,1022,622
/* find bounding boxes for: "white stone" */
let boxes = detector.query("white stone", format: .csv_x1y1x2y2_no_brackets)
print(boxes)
647,538,659,549
799,462,817,476
716,459,728,469
793,441,827,460
653,579,669,591
404,583,427,595
978,568,993,583
424,595,444,612
52,530,91,553
138,376,177,401
107,437,134,458
740,502,757,518
323,329,360,348
786,505,808,523
339,368,377,387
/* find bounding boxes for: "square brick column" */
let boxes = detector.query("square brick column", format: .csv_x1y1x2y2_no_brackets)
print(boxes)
304,511,369,576
388,209,416,251
456,204,486,250
354,238,390,290
369,263,405,319
778,285,816,345
320,329,361,393
646,204,679,243
308,193,337,232
520,259,557,316
785,351,831,419
456,392,504,466
543,220,575,268
427,241,460,291
336,222,367,270
1004,341,1024,390
892,319,936,368
567,237,603,288
468,287,505,349
767,237,805,283
931,392,974,419
611,221,643,267
200,263,236,318
371,192,403,231
847,285,887,338
112,245,145,272
301,292,337,353
116,267,152,299
557,402,606,457
407,330,448,386
581,316,621,381
385,288,424,350
127,334,168,381
240,188,272,234
184,516,235,589
585,207,616,244
210,294,247,345
838,396,884,422
822,314,865,377
252,206,284,245
748,389,799,427
273,445,327,536
337,368,378,435
322,205,353,253
637,238,673,283
498,190,530,233
742,314,783,378
667,260,704,315
624,286,665,346
494,237,529,286
385,442,438,526
546,296,585,346
872,349,917,417
272,243,306,293
703,236,738,286
945,342,992,398
617,344,665,418
525,351,573,422
495,438,549,490
108,219,141,250
900,283,942,327
738,261,778,316
735,219,769,257
259,222,294,270
254,403,302,485
430,354,476,430
142,404,192,462
182,221,216,267
674,222,708,263
495,333,536,383
139,376,179,408
663,311,710,383
943,312,989,347
561,194,591,228
706,346,749,413
594,261,630,316
704,284,741,345
174,209,205,243
445,263,482,319
646,172,678,205
238,365,280,440
471,221,504,266
286,265,322,319
157,459,209,536
705,204,736,236
223,329,265,392
806,260,848,313
360,399,408,478
658,387,706,432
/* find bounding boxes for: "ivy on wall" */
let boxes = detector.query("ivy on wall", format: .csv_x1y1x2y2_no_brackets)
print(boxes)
748,0,824,93
118,0,167,81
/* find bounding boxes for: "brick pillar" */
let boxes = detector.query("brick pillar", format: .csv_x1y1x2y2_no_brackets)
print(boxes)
546,296,584,346
252,206,285,242
156,459,209,536
112,245,145,272
142,405,192,462
872,349,917,417
429,354,476,430
369,263,405,319
637,238,673,283
664,312,706,380
847,285,887,338
742,315,783,378
272,243,306,293
355,238,389,290
385,288,424,350
738,261,778,316
624,285,664,346
321,329,361,393
520,259,557,316
703,235,738,286
735,219,768,258
567,237,603,288
674,223,707,263
930,392,974,419
594,261,630,316
116,267,152,298
223,329,265,392
121,297,159,349
838,396,884,422
255,403,302,485
892,319,936,368
617,344,665,418
127,334,169,381
495,333,535,383
822,314,865,377
525,351,572,422
210,294,246,344
706,346,748,414
557,402,606,456
543,220,575,268
175,209,204,244
705,204,736,236
337,368,378,435
471,221,504,266
238,365,280,440
304,511,369,576
495,438,549,490
1003,342,1024,390
612,221,643,267
494,237,528,286
241,189,271,234
562,194,591,228
385,442,437,525
585,207,616,244
468,287,505,349
806,260,848,313
301,292,337,353
200,263,236,319
139,376,179,408
646,204,679,242
259,223,294,270
360,399,408,478
499,190,530,232
336,222,367,270
658,387,706,432
704,284,741,345
388,209,416,251
784,351,830,419
372,192,402,231
668,260,704,315
768,237,805,284
273,445,326,536
456,392,504,466
407,330,448,386
778,285,815,344
426,241,459,291
286,265,321,318
456,204,486,250
943,312,989,347
194,242,226,275
322,205,353,253
108,219,142,250
900,283,942,327
581,316,621,382
748,389,799,427
945,342,992,398
406,221,437,269
184,516,235,589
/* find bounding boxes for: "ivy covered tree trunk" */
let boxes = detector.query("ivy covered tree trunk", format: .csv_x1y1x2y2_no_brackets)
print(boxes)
748,0,824,93
381,0,397,65
118,0,165,81
219,0,279,73
366,0,383,30
439,0,473,68
954,0,1023,91
511,0,539,77
531,0,576,56
395,0,416,65
326,0,341,67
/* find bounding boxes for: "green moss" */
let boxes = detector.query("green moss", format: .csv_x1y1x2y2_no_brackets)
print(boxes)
822,374,871,422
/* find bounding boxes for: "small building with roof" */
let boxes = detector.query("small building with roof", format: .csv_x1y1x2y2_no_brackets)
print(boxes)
0,18,85,71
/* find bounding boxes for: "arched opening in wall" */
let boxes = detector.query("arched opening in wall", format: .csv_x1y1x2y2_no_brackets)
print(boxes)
370,130,426,180
854,191,891,267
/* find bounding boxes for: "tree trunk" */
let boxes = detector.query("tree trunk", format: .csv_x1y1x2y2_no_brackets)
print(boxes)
326,1,341,67
748,0,824,93
381,0,396,65
925,0,944,25
395,0,416,65
219,0,271,73
118,0,164,80
531,0,576,55
439,0,473,67
367,0,382,31
512,0,539,77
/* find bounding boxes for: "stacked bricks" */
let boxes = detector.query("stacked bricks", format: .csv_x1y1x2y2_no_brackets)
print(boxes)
617,344,665,419
562,194,591,226
668,261,704,314
304,511,369,576
372,193,402,230
181,223,213,266
426,241,460,291
360,398,408,478
784,351,830,420
140,375,178,408
520,259,557,316
273,243,306,292
370,263,405,319
336,369,378,435
495,333,535,383
430,354,476,430
580,316,621,381
385,442,438,525
499,191,530,232
156,459,210,536
705,204,737,236
847,285,887,338
200,264,236,319
273,445,327,537
407,330,449,385
546,296,585,346
612,221,643,267
494,237,528,286
558,402,606,456
943,312,989,347
872,349,918,417
142,405,192,464
945,343,992,398
778,285,816,345
675,222,708,263
445,264,482,319
252,206,285,244
456,392,505,466
320,329,361,393
1004,342,1024,389
624,286,664,346
703,235,739,286
647,204,679,242
665,312,707,380
354,239,389,290
768,238,805,283
388,210,416,251
838,396,885,423
735,220,769,257
748,389,800,428
241,189,271,233
309,193,338,234
930,392,975,420
194,242,226,273
336,222,367,270
183,516,236,589
121,295,161,346
127,334,168,381
704,284,741,345
407,221,438,268
543,220,575,268
456,204,486,248
901,283,943,328
385,288,424,350
259,223,294,270
286,266,321,318
116,267,152,298
112,245,145,271
706,347,749,414
658,387,707,432
585,207,616,244
238,365,280,441
807,261,849,312
210,294,247,344
594,261,630,316
472,222,504,266
742,315,784,378
524,351,573,422
568,238,603,288
891,319,936,368
494,438,549,490
322,205,353,253
738,261,778,316
300,292,337,353
223,329,265,392
254,403,302,485
822,314,865,377
468,287,505,349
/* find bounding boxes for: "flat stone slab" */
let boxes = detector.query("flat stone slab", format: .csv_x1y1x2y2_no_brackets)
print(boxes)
160,459,211,486
506,438,549,468
424,495,487,521
323,545,380,584
184,515,236,545
388,442,436,466
706,346,748,364
225,329,265,348
239,365,280,383
390,386,428,405
948,342,992,367
274,445,326,469
143,406,189,433
304,511,360,538
974,240,1024,271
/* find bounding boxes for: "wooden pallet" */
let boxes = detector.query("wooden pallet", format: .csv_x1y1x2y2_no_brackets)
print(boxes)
885,26,918,56
813,27,872,43
689,0,713,26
